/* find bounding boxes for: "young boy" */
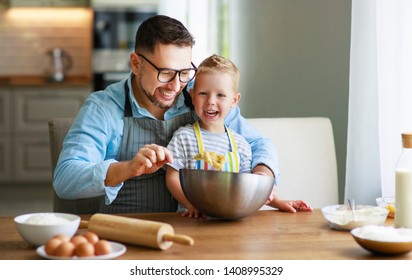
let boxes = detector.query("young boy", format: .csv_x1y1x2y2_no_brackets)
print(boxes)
166,54,312,218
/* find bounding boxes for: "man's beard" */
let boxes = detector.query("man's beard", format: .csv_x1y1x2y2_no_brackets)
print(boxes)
138,76,176,109
143,88,170,109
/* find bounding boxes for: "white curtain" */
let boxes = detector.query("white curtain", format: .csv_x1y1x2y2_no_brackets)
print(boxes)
157,0,220,65
345,0,412,204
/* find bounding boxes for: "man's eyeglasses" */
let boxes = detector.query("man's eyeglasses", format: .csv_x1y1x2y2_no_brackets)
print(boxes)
137,53,197,83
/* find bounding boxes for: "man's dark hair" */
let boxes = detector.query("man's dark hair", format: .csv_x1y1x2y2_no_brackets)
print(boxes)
135,15,195,53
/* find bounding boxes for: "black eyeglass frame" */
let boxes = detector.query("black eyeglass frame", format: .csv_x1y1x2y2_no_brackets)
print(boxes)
136,53,197,83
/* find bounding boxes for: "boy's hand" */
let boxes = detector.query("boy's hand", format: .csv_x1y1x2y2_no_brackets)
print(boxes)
182,207,207,219
277,200,313,213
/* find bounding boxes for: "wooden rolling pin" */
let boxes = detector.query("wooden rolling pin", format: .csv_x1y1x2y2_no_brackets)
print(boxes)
79,213,194,250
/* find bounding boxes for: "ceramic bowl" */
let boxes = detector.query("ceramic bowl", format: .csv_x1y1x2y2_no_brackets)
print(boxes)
14,212,80,247
179,169,275,219
351,225,412,255
321,204,389,231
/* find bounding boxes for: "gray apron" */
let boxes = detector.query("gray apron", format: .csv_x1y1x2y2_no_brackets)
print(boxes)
99,82,196,213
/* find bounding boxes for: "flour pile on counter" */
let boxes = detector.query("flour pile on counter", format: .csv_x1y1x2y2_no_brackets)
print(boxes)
25,213,70,225
355,225,412,242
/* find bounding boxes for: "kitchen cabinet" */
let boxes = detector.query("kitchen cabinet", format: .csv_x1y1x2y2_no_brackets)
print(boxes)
0,88,10,133
91,0,158,8
0,137,11,181
13,87,89,133
0,88,11,181
9,0,90,7
0,85,91,183
0,0,7,9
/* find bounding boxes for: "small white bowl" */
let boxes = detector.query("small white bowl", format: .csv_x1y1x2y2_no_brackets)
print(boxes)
351,225,412,255
376,197,395,218
14,212,80,247
321,204,389,231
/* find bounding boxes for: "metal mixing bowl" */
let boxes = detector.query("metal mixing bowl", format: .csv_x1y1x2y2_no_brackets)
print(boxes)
179,169,275,219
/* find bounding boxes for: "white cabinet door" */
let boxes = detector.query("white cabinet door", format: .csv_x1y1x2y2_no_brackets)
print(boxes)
8,86,90,183
12,87,90,133
0,88,11,182
13,135,52,182
0,137,11,182
0,88,10,133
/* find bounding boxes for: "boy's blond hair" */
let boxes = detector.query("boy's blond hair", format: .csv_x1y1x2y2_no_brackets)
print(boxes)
196,54,240,92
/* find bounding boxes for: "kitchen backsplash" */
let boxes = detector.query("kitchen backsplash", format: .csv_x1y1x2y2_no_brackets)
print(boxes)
0,7,92,78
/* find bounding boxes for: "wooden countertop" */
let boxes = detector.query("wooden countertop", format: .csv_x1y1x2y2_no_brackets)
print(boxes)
0,75,91,87
0,210,409,260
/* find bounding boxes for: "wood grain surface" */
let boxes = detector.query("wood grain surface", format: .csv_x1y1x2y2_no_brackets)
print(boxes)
1,209,408,260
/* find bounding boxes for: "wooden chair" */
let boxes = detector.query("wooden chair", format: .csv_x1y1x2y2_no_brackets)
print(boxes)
247,117,339,209
48,118,103,214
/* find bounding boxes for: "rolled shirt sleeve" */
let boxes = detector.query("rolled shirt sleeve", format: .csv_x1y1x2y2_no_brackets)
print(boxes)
53,88,125,203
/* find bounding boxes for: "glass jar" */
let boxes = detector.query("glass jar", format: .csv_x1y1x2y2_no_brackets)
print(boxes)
395,133,412,228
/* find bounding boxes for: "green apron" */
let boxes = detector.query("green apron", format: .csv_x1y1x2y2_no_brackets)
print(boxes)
193,121,240,172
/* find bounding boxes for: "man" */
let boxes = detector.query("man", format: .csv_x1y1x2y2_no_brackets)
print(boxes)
53,15,279,213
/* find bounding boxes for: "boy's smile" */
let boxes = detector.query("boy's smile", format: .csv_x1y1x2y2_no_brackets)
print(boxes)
191,72,240,133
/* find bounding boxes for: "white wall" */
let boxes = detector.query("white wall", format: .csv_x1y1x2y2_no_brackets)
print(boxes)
228,0,351,202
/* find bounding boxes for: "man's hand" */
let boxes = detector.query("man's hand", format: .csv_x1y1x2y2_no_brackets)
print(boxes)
252,164,274,177
129,144,173,177
105,144,173,186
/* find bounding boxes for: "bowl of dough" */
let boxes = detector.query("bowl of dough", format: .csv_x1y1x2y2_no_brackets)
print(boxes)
321,204,389,231
14,212,81,247
179,169,275,220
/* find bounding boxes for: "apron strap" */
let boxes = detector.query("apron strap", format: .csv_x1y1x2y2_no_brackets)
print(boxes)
226,128,240,172
123,81,132,118
226,128,238,152
183,84,194,110
193,121,205,152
